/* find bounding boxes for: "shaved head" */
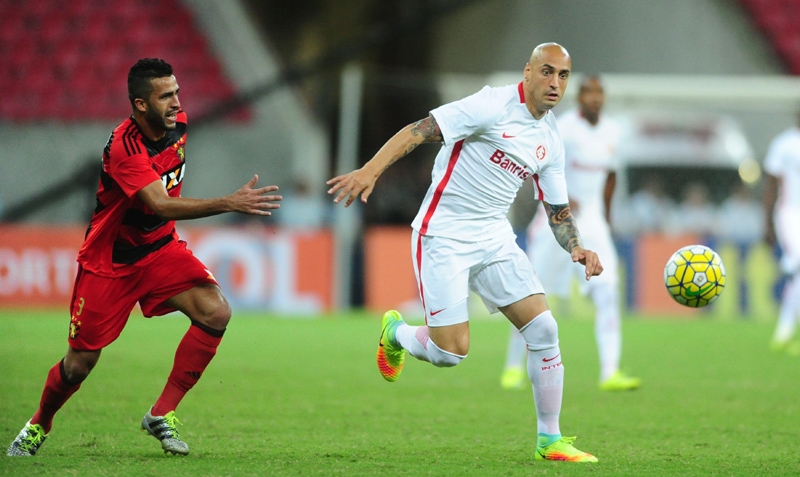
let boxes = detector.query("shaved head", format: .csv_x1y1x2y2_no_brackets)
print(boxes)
529,42,570,65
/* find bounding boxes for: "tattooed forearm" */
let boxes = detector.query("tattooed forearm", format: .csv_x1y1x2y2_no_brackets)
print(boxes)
410,116,443,143
545,202,584,253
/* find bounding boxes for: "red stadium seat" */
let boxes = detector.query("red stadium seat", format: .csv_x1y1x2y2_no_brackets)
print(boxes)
0,0,245,123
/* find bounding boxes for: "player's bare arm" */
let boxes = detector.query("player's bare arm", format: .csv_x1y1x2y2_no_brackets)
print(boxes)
327,115,442,207
544,202,583,252
603,171,616,224
138,174,281,220
544,201,603,279
762,173,779,245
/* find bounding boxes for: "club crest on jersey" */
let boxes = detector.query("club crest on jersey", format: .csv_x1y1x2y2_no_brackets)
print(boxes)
162,162,185,191
488,149,531,180
172,135,186,160
69,315,81,340
536,145,546,161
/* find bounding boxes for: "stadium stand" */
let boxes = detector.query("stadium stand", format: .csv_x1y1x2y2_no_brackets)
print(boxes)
740,0,800,74
0,0,240,122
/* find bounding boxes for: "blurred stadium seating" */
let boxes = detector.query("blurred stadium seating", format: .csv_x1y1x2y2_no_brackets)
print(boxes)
740,0,800,74
0,0,243,122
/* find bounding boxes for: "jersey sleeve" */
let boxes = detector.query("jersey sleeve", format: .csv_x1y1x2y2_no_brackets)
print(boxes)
534,139,570,205
430,85,504,146
108,137,161,198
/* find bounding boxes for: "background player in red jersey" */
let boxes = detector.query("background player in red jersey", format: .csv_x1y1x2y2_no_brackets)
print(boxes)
7,58,281,457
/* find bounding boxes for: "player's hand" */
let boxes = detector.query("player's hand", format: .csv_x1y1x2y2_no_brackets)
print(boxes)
230,174,281,215
327,167,377,207
572,246,603,280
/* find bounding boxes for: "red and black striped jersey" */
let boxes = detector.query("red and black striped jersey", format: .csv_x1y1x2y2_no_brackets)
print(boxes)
77,111,188,276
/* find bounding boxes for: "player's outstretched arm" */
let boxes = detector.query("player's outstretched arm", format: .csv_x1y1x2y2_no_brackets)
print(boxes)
543,201,603,279
138,174,281,220
327,116,443,207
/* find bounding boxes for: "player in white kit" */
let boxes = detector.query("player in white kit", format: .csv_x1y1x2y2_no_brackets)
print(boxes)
328,43,602,463
764,111,800,355
501,76,641,392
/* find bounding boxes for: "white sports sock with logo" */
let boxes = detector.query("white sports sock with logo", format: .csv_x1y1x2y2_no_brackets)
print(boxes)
591,283,621,381
520,310,562,436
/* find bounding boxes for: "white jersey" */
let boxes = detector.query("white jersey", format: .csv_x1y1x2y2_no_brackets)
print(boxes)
411,83,568,242
558,108,622,218
764,127,800,210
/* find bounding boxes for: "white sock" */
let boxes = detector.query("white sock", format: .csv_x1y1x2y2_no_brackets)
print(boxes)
592,284,621,381
520,311,563,436
773,274,800,343
504,325,527,370
395,324,465,367
395,323,431,361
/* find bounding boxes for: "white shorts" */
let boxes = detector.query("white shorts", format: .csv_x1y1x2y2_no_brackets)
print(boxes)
526,204,618,298
411,229,543,327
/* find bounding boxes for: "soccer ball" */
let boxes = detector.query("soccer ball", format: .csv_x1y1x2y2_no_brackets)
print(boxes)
663,245,726,307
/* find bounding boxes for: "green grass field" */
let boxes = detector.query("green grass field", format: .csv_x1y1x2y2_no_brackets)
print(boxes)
1,309,799,476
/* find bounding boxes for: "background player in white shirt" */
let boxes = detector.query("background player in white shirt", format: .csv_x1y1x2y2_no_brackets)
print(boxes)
328,43,602,463
502,76,641,392
764,111,800,354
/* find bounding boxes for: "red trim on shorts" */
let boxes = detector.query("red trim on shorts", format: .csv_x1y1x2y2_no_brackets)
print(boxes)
532,173,544,200
518,82,525,103
415,232,428,326
419,139,464,235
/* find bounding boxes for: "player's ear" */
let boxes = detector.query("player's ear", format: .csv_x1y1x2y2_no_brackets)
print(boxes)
134,98,148,113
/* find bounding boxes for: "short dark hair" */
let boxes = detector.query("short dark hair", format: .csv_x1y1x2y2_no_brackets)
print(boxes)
127,58,174,106
578,74,602,94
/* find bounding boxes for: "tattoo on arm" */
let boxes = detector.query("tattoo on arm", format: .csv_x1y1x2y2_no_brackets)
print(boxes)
385,116,443,171
410,116,443,144
545,202,583,253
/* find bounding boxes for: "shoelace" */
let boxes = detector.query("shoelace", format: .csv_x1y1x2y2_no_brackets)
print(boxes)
163,413,182,438
20,426,45,451
559,436,577,446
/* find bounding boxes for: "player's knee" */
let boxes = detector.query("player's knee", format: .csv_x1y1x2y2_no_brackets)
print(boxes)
196,296,231,330
519,310,559,351
62,350,100,384
428,340,466,367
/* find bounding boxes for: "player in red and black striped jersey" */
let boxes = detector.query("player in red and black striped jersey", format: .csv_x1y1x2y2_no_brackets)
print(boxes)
7,58,282,457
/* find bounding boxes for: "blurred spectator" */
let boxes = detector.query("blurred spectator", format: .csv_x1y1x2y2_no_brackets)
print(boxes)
620,176,674,235
718,182,763,245
718,182,764,315
274,179,330,230
666,182,717,237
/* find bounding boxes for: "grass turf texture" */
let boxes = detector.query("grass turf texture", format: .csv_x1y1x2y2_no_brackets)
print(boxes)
1,310,799,476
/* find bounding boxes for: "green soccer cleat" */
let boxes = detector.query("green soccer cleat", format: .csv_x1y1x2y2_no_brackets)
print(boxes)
7,420,48,456
141,408,189,455
500,366,527,390
599,371,641,391
535,436,598,463
377,310,406,382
